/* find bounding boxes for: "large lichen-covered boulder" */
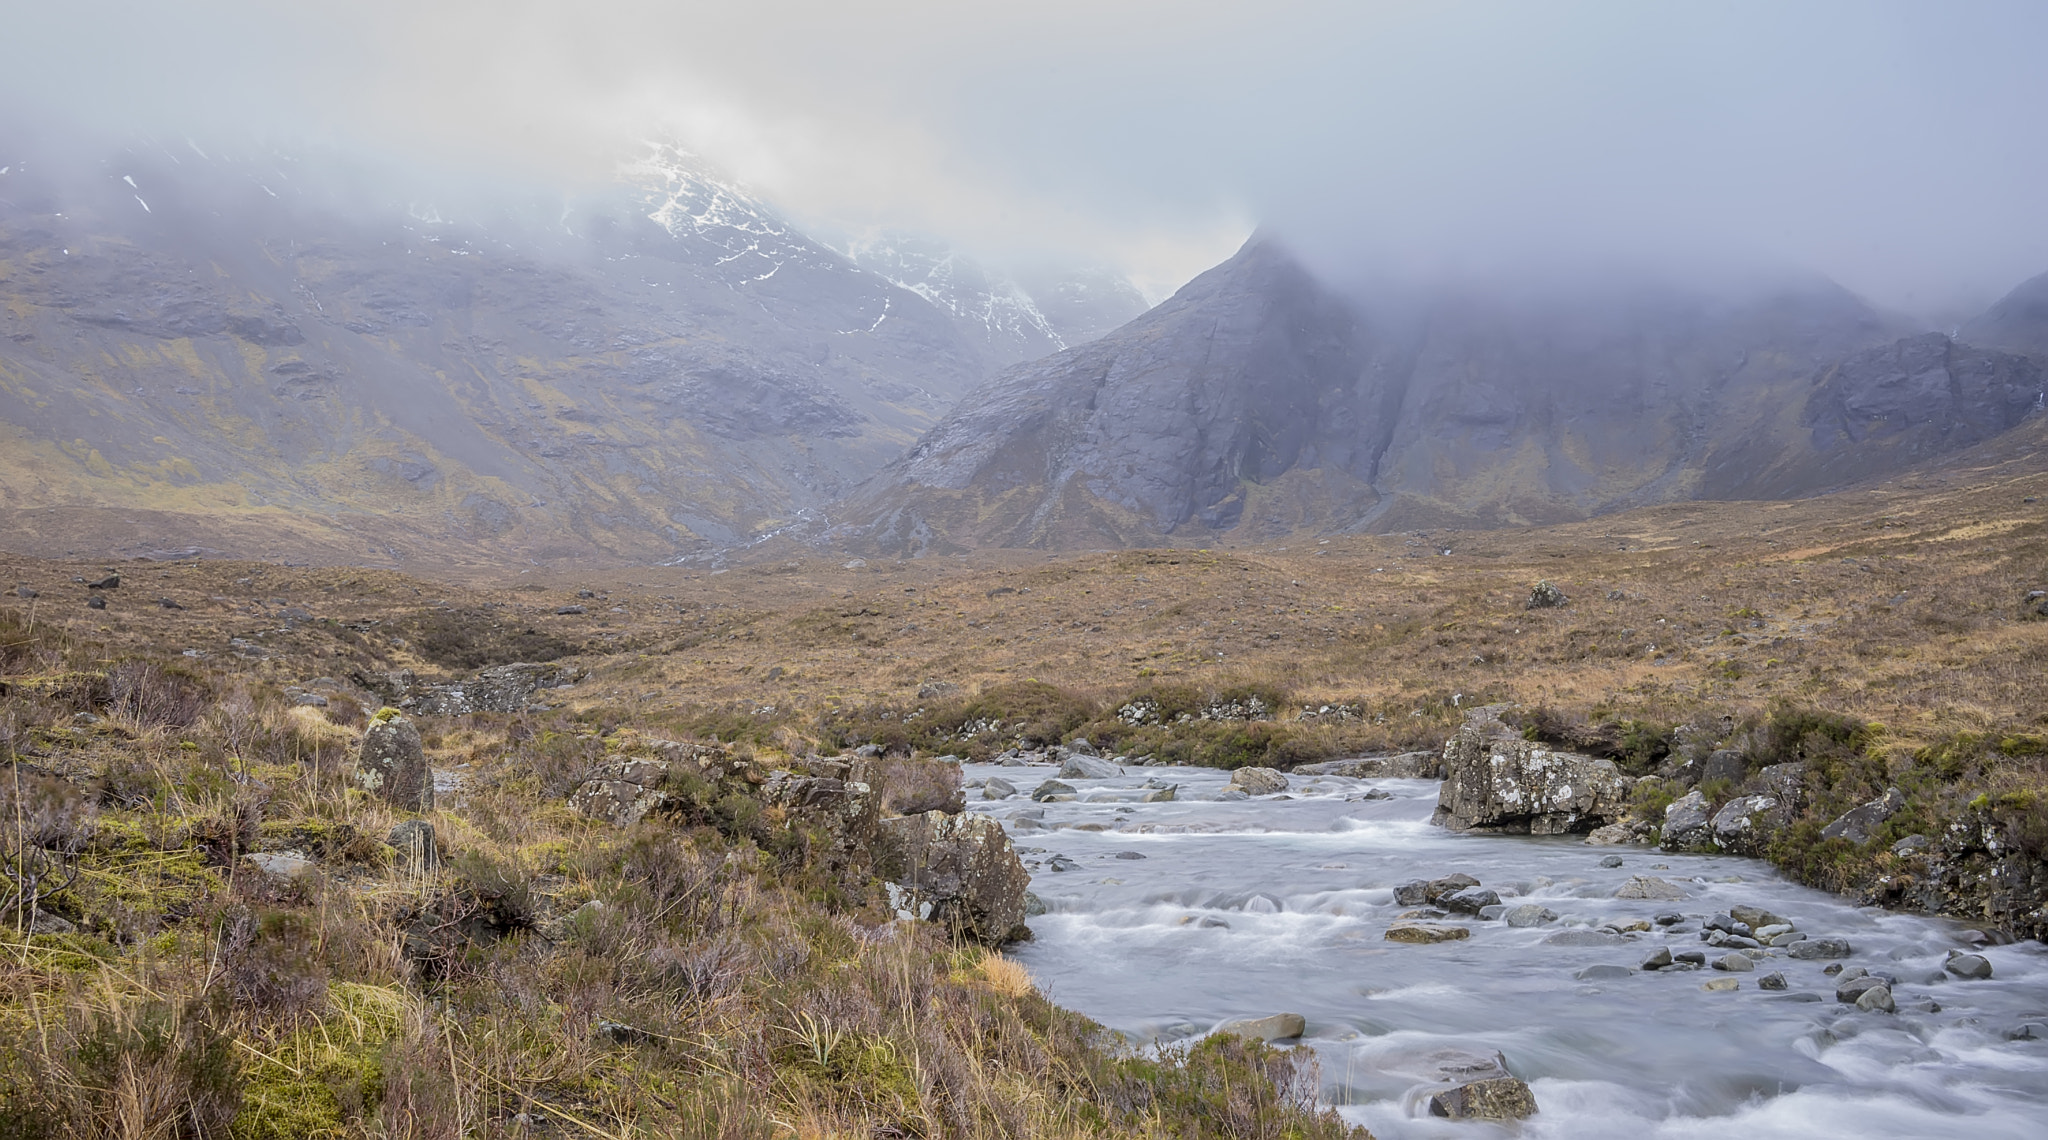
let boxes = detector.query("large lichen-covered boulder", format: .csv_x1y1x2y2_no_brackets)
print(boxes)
354,709,432,812
1432,712,1630,834
873,811,1030,945
568,757,674,826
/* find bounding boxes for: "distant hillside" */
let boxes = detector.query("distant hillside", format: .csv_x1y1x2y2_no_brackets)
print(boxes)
0,138,1140,566
837,236,2045,553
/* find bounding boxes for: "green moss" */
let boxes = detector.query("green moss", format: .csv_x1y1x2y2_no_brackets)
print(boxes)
24,931,119,971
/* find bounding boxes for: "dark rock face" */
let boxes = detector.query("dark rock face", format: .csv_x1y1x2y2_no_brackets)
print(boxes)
843,236,2047,552
873,811,1031,944
354,712,432,812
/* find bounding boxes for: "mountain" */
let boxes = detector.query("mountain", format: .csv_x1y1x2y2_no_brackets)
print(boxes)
838,236,2045,553
1961,270,2048,360
838,232,1148,367
0,139,1134,565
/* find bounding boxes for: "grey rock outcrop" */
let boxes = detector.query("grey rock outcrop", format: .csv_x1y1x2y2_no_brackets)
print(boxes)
1822,787,1905,844
1660,790,1712,850
568,758,675,827
354,711,433,812
873,811,1031,944
1707,794,1790,855
401,663,583,716
1433,712,1630,834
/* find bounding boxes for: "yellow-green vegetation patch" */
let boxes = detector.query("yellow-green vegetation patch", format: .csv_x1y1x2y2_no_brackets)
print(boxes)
231,983,407,1140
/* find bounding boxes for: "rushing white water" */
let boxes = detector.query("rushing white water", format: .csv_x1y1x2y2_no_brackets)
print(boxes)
970,761,2048,1139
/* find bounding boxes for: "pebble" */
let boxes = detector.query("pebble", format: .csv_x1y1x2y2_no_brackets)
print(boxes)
1640,947,1673,970
1757,971,1788,990
1599,855,1625,868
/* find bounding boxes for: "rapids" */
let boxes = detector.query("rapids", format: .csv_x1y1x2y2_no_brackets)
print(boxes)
968,762,2048,1138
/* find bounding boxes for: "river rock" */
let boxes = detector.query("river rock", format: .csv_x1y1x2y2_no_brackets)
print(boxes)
1585,822,1636,846
354,711,433,812
1394,873,1481,906
1294,752,1444,779
1821,787,1905,844
982,777,1017,800
1945,952,1994,979
1713,953,1755,972
1434,712,1631,834
1059,754,1122,780
1789,937,1852,960
1030,780,1076,802
1702,976,1740,992
1640,948,1674,970
1428,1077,1538,1121
1674,950,1707,966
1544,929,1624,947
1386,922,1471,943
1660,791,1713,850
1855,984,1896,1013
1505,904,1559,927
1707,794,1789,855
1615,875,1689,900
1214,1012,1306,1042
1574,964,1634,981
1227,767,1288,796
1598,854,1625,868
1440,887,1502,915
1142,785,1178,802
1836,976,1888,1003
873,811,1031,944
1758,971,1788,990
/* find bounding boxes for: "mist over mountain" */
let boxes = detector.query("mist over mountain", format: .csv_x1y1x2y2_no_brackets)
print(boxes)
839,236,2047,554
0,134,1143,563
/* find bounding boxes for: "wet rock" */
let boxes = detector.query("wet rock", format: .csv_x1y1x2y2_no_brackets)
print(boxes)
1434,711,1630,834
1543,929,1624,947
1294,752,1444,779
1855,984,1896,1013
874,811,1031,944
1213,788,1250,802
385,820,440,873
1574,964,1633,981
1757,971,1788,990
1584,822,1637,846
1114,850,1147,860
1142,785,1178,802
1386,922,1471,944
1770,932,1808,948
1504,904,1559,927
1059,754,1122,780
982,777,1017,800
354,711,433,812
1429,1076,1538,1120
1214,1012,1306,1042
1673,950,1707,966
1598,854,1625,868
1654,911,1685,926
1394,873,1481,906
1753,922,1794,940
1639,948,1674,971
1944,951,1994,979
1789,937,1852,960
1660,790,1713,850
1702,977,1740,992
1713,953,1755,972
1227,767,1288,796
1440,887,1502,915
1836,976,1888,1003
1023,892,1047,917
1030,780,1076,802
1615,875,1689,900
1477,904,1508,920
1821,787,1905,844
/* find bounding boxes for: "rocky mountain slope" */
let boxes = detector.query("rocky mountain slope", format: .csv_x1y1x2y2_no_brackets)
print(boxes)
0,138,1141,566
839,236,2046,553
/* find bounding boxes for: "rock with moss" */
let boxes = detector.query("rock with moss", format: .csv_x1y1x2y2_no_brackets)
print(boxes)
873,810,1030,944
1707,794,1790,855
1434,709,1630,834
353,709,432,812
1429,1076,1539,1120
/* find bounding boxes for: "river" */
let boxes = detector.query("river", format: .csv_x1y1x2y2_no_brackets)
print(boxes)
966,761,2048,1139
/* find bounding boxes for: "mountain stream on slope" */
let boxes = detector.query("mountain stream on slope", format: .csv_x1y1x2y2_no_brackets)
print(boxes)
967,762,2048,1138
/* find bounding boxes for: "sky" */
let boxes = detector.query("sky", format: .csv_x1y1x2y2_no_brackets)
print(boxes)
4,0,2047,314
